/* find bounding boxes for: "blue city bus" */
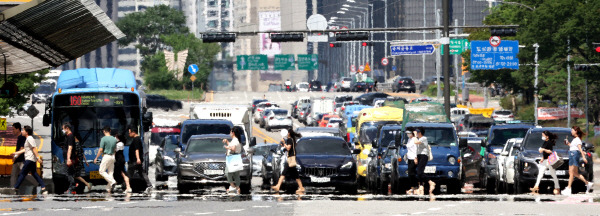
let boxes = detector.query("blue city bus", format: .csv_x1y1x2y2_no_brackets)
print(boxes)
43,68,152,193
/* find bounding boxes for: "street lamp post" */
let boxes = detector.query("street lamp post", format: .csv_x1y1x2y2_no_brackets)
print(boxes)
533,43,539,125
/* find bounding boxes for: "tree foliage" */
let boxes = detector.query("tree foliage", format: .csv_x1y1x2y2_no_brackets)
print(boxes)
0,69,49,116
464,0,600,123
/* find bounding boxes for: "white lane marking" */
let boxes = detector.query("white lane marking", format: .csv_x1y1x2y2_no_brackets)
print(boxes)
1,213,26,216
49,209,71,211
445,204,456,207
82,206,105,209
195,212,215,215
225,209,245,212
253,206,271,208
411,212,426,215
428,208,441,211
278,202,293,205
118,202,138,205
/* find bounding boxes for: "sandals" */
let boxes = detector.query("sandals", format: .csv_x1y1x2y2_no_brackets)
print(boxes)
529,187,539,195
406,189,415,195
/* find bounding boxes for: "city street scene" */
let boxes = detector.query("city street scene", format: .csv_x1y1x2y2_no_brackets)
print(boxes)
1,0,600,215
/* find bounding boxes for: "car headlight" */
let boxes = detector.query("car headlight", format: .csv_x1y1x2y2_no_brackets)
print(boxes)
341,161,353,170
266,162,272,167
523,161,532,172
180,162,193,168
448,156,456,165
384,163,392,170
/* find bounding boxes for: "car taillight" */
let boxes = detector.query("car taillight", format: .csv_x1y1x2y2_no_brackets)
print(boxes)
328,125,332,127
459,124,463,127
587,152,592,157
263,116,267,119
300,112,304,115
509,115,514,118
269,117,274,120
346,133,350,142
295,105,298,109
493,115,498,118
411,81,414,84
288,116,292,119
399,80,404,84
341,107,345,111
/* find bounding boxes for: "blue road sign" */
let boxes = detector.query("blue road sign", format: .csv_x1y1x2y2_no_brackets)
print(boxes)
392,65,397,71
188,64,199,75
470,40,519,70
390,44,435,56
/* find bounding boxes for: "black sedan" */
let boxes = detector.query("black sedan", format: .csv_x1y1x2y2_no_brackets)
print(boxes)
155,135,182,182
355,92,390,106
272,136,360,194
146,94,182,111
309,80,323,92
392,77,416,93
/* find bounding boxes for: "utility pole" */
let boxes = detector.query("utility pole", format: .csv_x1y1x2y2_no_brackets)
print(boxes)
442,0,451,119
370,4,374,81
567,39,571,127
422,2,427,81
454,19,459,104
586,80,589,139
383,0,388,81
534,43,539,125
436,9,442,100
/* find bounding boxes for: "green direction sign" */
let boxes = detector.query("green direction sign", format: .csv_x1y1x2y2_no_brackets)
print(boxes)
297,54,318,70
274,54,296,70
442,39,470,55
237,55,268,70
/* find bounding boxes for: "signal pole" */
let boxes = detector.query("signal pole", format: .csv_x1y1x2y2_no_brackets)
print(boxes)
442,0,451,119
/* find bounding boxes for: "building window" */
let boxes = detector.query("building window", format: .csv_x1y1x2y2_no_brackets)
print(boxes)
221,11,229,17
208,0,216,7
208,10,218,17
221,0,229,7
207,20,218,28
222,21,230,28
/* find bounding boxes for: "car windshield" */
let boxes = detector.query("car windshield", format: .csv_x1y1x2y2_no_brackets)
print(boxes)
379,129,401,148
296,138,349,155
495,111,512,115
415,127,457,147
186,138,227,154
35,83,55,93
151,132,179,145
523,131,573,151
299,83,309,88
343,78,352,81
490,128,530,146
253,145,272,155
182,124,231,145
164,138,178,152
272,110,288,115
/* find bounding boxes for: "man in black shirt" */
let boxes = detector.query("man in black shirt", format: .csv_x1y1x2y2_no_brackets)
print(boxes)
10,122,38,191
64,123,91,194
128,126,152,194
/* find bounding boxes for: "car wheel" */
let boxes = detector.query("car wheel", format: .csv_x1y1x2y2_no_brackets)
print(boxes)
171,104,179,111
495,178,504,194
240,183,251,194
378,179,389,195
390,165,399,194
155,168,168,182
177,182,191,194
266,127,271,132
505,182,513,194
485,177,496,194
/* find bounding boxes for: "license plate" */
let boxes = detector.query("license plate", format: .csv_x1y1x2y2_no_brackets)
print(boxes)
546,170,566,176
310,176,331,183
204,170,224,175
424,166,436,174
90,171,103,179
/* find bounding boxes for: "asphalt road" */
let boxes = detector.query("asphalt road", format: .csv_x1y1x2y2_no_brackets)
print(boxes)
1,91,599,215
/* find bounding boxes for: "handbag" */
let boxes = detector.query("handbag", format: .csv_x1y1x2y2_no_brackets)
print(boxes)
548,151,563,169
287,139,297,167
226,154,244,173
427,145,433,161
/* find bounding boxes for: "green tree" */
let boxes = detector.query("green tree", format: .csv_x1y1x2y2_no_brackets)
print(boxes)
116,5,189,56
464,0,600,124
140,52,176,90
0,69,49,116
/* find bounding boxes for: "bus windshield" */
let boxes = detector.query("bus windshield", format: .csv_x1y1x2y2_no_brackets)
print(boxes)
52,93,141,148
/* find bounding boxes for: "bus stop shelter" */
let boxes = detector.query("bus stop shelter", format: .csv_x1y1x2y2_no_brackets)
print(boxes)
0,0,124,74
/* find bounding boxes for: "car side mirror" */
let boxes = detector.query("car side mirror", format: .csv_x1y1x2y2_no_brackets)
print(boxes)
143,111,153,132
501,151,508,156
250,137,257,147
352,149,361,154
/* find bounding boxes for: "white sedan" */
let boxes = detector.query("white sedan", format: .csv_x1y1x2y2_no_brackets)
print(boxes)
264,109,293,132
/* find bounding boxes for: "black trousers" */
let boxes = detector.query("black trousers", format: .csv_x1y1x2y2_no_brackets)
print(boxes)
415,154,429,185
407,159,417,188
128,164,152,187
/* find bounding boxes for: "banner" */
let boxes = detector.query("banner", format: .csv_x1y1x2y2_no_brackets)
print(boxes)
258,11,281,57
537,107,585,120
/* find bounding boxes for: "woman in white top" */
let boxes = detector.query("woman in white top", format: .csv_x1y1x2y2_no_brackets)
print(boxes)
114,134,132,193
562,126,593,195
405,130,418,195
223,127,243,194
413,128,435,195
11,126,46,193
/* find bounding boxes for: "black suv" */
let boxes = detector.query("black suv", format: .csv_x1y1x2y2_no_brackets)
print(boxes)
513,127,594,194
392,77,416,93
309,80,323,92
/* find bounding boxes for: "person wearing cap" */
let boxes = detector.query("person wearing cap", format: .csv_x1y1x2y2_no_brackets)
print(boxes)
413,128,435,195
405,129,418,195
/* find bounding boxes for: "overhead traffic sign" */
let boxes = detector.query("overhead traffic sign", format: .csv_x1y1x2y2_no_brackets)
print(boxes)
298,54,318,70
442,39,470,55
364,63,371,72
274,54,296,70
381,58,389,66
237,55,268,70
188,64,198,75
470,40,519,70
359,65,365,72
390,44,435,56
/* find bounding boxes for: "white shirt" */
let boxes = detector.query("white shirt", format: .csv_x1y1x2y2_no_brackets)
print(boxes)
285,81,292,86
116,141,125,151
406,137,418,160
416,136,429,155
24,136,37,162
227,138,242,155
570,137,582,151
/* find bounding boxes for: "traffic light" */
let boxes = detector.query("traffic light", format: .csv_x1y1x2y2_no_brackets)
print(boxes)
490,28,517,37
574,65,591,71
361,42,373,46
596,45,600,53
270,33,304,42
0,82,18,98
201,33,236,43
335,32,369,41
329,43,342,48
